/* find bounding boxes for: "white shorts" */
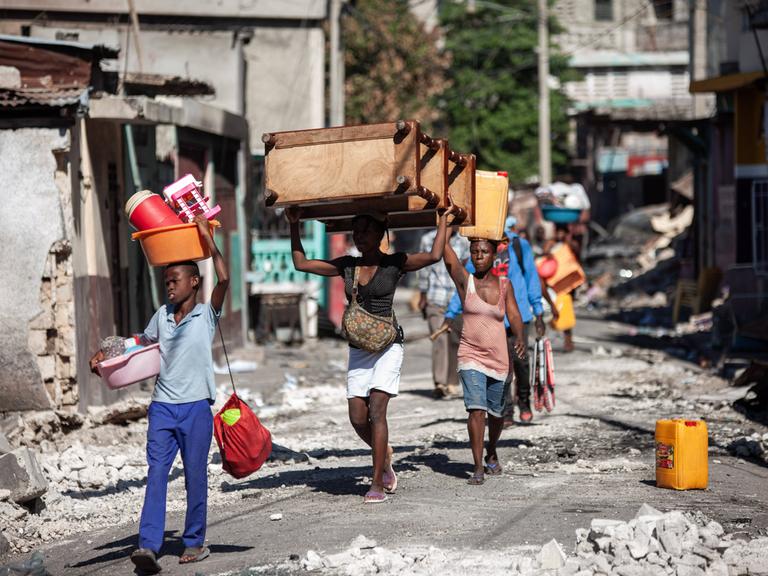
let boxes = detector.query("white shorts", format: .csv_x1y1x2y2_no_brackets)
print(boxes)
347,343,404,399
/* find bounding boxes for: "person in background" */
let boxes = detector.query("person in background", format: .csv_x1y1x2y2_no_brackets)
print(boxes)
444,216,546,425
545,223,580,352
418,228,470,399
90,215,229,573
443,234,525,485
286,206,456,503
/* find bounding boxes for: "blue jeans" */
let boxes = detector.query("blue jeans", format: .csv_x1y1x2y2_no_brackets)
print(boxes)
139,400,213,553
459,369,506,417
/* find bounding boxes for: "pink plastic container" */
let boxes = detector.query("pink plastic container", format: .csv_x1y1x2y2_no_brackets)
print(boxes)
97,343,161,390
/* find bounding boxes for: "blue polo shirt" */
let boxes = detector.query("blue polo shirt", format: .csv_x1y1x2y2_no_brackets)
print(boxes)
141,303,219,404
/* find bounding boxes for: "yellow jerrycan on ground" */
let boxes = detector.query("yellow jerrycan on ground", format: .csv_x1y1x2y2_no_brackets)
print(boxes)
655,419,708,490
460,170,509,241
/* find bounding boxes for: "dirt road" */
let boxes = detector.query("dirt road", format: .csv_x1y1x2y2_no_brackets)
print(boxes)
5,304,768,575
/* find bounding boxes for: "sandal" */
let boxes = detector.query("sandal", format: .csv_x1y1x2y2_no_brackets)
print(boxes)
179,546,210,565
130,548,161,574
467,472,485,485
383,467,397,494
484,456,503,476
383,445,397,494
363,490,388,504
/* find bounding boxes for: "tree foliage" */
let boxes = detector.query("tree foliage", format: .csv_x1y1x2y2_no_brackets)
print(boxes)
343,0,448,127
438,1,572,182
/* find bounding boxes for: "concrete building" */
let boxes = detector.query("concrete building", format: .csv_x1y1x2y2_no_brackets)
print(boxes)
0,0,330,411
553,0,698,226
688,0,768,351
0,35,250,412
0,0,328,344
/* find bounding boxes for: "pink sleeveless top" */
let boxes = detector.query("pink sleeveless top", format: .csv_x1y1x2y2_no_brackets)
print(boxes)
458,275,509,381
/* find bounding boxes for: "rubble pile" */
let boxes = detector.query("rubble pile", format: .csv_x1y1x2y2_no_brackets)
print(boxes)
567,505,767,576
263,506,767,576
727,433,768,466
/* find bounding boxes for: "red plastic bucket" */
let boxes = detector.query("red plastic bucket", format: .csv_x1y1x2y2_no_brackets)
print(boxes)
125,190,181,231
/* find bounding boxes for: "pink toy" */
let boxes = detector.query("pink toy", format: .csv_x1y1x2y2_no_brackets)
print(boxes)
97,343,161,389
162,174,221,223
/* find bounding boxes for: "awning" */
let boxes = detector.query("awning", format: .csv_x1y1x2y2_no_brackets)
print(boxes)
689,71,766,93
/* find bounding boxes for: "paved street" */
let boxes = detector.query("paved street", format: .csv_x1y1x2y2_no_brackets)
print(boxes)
20,304,768,575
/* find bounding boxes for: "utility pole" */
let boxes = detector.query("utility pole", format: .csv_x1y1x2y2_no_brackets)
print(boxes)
329,0,345,126
538,0,551,186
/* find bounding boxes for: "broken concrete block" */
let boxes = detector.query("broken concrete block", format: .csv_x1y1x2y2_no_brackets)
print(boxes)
705,560,729,576
675,565,705,576
0,432,12,455
0,65,21,90
590,518,625,537
37,355,55,381
0,489,9,502
0,531,9,557
27,329,50,355
349,535,377,550
614,565,647,576
706,520,724,537
677,553,707,568
301,550,325,571
635,503,664,520
659,531,683,557
539,538,567,570
628,533,651,559
0,448,48,503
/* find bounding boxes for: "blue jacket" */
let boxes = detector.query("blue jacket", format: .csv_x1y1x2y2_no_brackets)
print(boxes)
445,233,543,325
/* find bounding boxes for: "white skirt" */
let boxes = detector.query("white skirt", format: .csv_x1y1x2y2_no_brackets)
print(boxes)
347,343,404,399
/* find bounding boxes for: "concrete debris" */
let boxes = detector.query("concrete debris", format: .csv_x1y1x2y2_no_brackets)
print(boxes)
0,449,48,504
349,535,377,550
0,433,12,456
538,538,566,569
269,513,283,521
87,398,149,425
244,506,768,576
0,533,8,558
728,434,768,465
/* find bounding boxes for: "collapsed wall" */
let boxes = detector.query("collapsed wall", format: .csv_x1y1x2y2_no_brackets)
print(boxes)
0,128,76,412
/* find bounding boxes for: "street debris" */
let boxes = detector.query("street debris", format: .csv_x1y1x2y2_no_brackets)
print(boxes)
225,506,768,576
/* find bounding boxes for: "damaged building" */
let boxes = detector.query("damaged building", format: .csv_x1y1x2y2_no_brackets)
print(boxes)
0,34,250,413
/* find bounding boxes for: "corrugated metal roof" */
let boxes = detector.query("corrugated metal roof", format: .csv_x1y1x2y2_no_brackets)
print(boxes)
0,87,85,108
0,34,119,58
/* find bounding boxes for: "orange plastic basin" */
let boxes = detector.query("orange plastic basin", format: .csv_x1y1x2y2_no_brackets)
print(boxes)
131,220,219,266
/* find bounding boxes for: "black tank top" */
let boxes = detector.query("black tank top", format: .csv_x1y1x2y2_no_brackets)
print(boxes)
335,253,407,345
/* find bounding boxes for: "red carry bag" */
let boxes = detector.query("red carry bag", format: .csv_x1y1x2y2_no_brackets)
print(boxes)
214,392,272,479
212,323,272,479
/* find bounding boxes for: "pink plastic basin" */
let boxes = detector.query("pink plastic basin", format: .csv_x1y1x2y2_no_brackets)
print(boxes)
97,343,160,390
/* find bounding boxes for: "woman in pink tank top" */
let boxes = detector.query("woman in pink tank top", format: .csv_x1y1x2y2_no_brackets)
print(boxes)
444,235,526,485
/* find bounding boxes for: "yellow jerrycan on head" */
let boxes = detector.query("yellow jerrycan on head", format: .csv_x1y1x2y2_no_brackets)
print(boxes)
655,419,708,490
460,170,509,241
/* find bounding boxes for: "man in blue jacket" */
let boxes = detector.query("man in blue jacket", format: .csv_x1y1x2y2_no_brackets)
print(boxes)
445,217,545,423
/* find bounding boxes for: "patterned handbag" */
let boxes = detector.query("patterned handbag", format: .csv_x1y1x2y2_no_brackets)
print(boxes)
341,266,398,353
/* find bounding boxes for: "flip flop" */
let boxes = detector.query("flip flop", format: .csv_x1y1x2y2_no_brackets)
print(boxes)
383,468,398,494
467,472,485,485
363,490,388,504
484,457,503,476
179,546,210,565
130,548,161,574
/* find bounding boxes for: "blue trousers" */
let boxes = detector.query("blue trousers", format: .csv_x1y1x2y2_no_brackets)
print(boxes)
139,400,213,553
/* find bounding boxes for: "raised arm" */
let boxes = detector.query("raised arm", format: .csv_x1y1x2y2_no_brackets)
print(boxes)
443,232,469,300
505,280,526,358
195,215,229,313
402,208,454,272
286,207,343,277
